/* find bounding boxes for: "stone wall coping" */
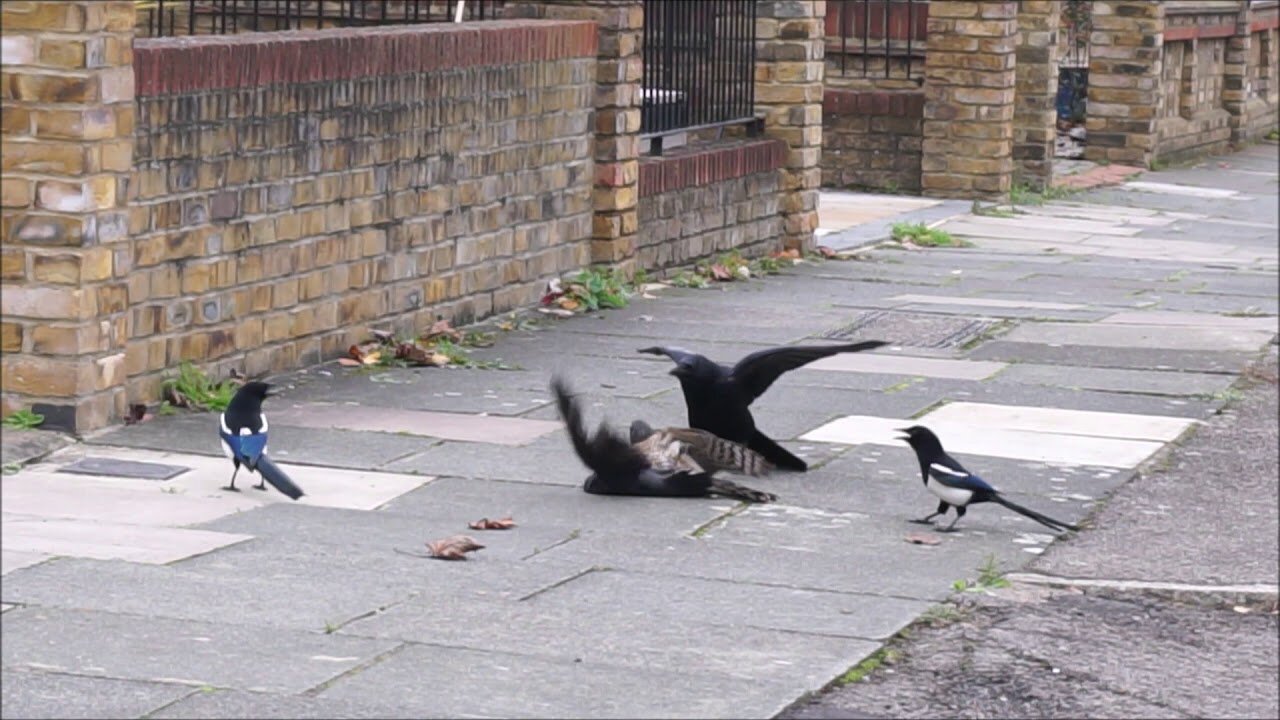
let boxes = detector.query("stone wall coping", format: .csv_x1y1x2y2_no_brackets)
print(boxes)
638,138,787,198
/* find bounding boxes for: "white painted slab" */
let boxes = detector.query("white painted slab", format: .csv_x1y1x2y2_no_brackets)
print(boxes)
888,294,1086,311
1001,321,1275,352
270,404,561,446
1119,181,1240,199
1,549,51,576
802,353,1007,381
1099,311,1278,331
799,415,1165,468
922,402,1196,442
1,515,253,565
34,445,435,513
1,473,262,527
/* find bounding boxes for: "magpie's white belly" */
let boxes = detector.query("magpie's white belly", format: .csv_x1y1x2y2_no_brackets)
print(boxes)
925,477,974,507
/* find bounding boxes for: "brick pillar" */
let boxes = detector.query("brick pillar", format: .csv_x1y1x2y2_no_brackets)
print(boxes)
1224,0,1255,145
1013,1,1062,190
921,1,1018,200
505,0,642,274
1084,0,1165,167
1,1,136,433
755,0,825,252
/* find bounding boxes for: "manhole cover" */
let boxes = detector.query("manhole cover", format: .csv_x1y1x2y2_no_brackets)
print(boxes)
58,457,190,481
820,311,1005,349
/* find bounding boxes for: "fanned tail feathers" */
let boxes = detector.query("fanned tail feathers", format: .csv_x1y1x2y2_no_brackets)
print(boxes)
551,376,649,480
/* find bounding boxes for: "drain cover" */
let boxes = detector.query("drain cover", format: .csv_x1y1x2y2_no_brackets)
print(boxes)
820,311,1005,349
58,457,190,481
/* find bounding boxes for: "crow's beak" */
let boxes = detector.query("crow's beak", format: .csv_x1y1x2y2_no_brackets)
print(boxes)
894,428,911,441
670,367,688,378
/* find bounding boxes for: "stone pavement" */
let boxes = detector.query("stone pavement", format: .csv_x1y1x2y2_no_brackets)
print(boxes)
2,143,1277,719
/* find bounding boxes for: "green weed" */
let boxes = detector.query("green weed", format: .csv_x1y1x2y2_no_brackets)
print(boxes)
2,408,44,430
952,554,1011,593
836,647,903,685
890,222,971,248
161,362,239,412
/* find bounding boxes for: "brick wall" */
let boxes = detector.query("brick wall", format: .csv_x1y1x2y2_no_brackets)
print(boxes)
822,89,923,193
1240,5,1279,140
1154,5,1239,162
119,21,596,403
636,138,786,271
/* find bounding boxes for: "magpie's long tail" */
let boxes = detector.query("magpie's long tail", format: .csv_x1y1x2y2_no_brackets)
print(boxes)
254,455,305,500
748,429,807,472
992,494,1078,532
708,477,777,504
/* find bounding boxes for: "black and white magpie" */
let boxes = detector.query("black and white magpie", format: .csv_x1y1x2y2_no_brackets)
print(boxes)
897,425,1078,533
218,381,304,500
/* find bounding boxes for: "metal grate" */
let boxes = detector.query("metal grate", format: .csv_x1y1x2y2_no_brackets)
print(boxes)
819,311,1006,350
641,0,760,155
826,0,928,83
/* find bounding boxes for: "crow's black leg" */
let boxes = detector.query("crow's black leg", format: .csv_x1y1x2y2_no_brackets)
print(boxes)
909,501,949,525
223,462,242,492
938,505,966,533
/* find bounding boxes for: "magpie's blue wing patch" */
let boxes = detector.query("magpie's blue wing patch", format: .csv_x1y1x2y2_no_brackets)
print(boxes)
221,429,267,466
929,463,996,493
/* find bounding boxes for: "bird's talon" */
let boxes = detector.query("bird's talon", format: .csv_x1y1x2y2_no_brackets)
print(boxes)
253,484,268,492
221,485,241,493
908,518,935,525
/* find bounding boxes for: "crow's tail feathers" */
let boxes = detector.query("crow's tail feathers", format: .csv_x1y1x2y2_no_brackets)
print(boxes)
748,429,808,472
992,494,1079,532
255,455,305,500
708,477,777,504
551,375,649,480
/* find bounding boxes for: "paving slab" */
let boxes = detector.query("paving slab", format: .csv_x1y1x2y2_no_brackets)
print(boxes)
0,429,75,468
0,670,195,720
2,549,51,576
1,515,253,566
317,642,804,719
1119,181,1242,198
2,472,262,527
267,403,561,446
922,401,1196,442
993,363,1236,397
799,414,1168,468
801,352,1007,381
1097,309,1279,331
341,591,875,692
970,340,1260,375
279,369,558,417
0,606,399,694
151,688,418,720
885,293,1087,311
940,220,1093,243
956,215,1148,236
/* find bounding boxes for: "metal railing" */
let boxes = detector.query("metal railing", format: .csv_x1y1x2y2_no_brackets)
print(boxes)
1061,0,1092,69
641,0,759,155
826,0,928,83
136,0,507,38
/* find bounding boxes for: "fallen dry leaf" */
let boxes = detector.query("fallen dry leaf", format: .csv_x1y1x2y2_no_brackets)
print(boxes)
468,515,517,530
772,248,801,260
361,350,382,365
904,533,942,546
337,358,362,367
424,318,461,342
709,264,733,281
395,342,432,365
370,328,396,344
817,245,837,258
558,297,581,311
426,535,485,560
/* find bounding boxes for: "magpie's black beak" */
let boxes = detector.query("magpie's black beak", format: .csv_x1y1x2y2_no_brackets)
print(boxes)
894,427,912,442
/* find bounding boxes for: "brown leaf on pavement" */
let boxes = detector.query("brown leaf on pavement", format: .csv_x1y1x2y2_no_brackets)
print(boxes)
424,318,462,342
904,533,942,546
426,535,486,560
709,264,733,281
468,515,517,530
370,328,396,344
817,245,837,258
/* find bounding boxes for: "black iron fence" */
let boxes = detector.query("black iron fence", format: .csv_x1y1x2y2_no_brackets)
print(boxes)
641,0,759,154
826,0,928,83
137,0,507,38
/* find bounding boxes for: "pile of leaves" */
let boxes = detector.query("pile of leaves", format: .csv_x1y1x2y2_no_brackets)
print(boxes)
540,267,634,315
668,247,843,288
162,362,242,412
341,319,495,370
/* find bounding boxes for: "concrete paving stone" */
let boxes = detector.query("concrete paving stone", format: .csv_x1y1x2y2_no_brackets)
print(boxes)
30,445,434,512
342,589,875,690
896,302,1111,322
379,476,737,537
958,237,1101,257
800,414,1167,467
0,606,399,694
2,515,253,565
552,315,826,348
150,688,423,720
279,367,558,417
940,220,1093,243
886,293,1087,311
1097,309,1279,331
520,568,934,641
1119,181,1241,198
2,549,51,576
923,401,1196,442
0,669,195,720
194,501,581,564
782,447,1127,518
960,215,1148,236
523,525,1036,603
2,603,16,612
801,352,1007,381
1146,291,1280,316
384,439,589,487
56,456,190,481
970,340,1262,375
0,429,75,468
469,331,781,371
266,403,561,446
2,472,263,528
1082,187,1256,214
316,642,804,719
0,556,423,634
933,376,1227,421
993,363,1236,397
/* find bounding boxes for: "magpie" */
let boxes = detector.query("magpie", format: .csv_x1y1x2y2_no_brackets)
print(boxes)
551,376,777,503
218,381,304,500
638,340,889,471
897,425,1078,533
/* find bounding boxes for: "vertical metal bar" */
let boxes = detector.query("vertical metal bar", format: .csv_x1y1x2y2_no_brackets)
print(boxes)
862,0,869,76
747,0,756,116
906,0,914,80
188,0,196,34
252,0,259,31
882,0,890,78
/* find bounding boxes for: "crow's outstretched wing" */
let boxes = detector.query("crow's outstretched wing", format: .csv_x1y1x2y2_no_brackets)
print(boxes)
729,341,889,402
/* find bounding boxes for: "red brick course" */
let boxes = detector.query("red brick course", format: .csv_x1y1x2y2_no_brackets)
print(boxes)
638,139,787,198
134,19,597,96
